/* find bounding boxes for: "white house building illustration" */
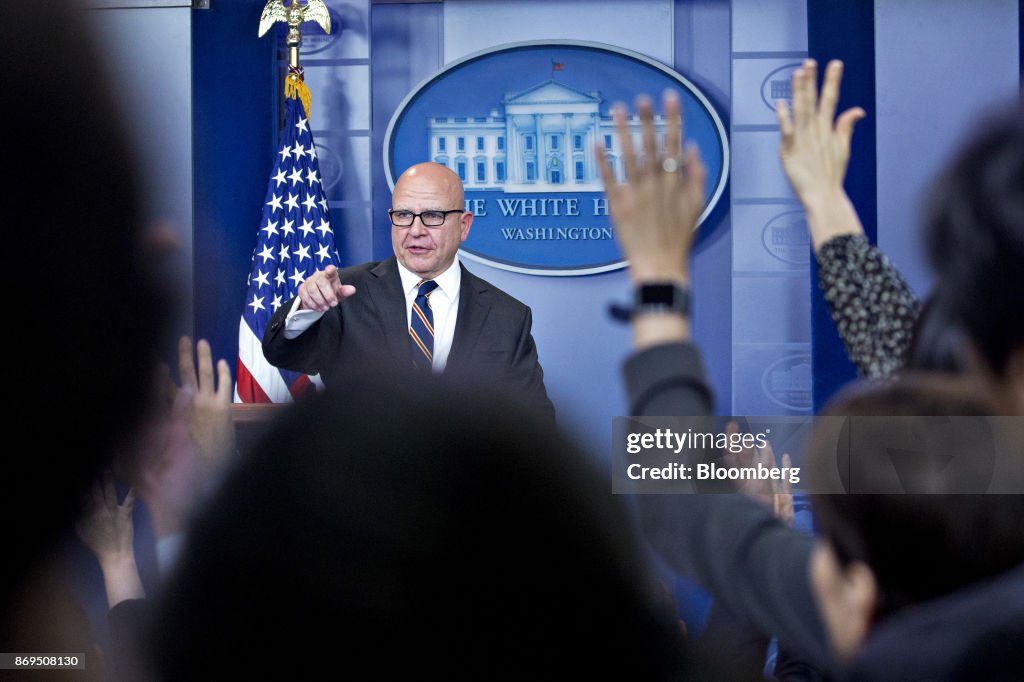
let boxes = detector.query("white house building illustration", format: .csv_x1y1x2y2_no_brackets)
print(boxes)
428,80,667,193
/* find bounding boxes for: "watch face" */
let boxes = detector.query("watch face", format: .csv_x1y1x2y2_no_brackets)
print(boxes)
639,285,677,305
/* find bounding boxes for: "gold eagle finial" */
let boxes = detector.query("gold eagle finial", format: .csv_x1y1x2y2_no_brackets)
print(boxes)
258,0,331,41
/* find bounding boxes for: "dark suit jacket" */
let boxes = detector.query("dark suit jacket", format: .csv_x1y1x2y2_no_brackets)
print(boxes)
263,257,555,423
625,343,834,675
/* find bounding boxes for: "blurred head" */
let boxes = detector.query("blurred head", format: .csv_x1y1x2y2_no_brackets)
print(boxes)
154,377,684,678
923,105,1024,411
390,162,473,280
903,295,970,374
3,0,165,619
805,376,1024,658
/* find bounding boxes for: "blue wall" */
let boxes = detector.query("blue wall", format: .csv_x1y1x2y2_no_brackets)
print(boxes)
874,0,1021,297
193,0,278,368
190,0,1020,436
89,2,196,350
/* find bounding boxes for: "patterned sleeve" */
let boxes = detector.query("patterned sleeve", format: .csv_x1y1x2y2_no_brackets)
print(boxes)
815,234,922,379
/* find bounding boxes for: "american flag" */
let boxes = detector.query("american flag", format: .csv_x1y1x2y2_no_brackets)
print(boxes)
236,78,340,402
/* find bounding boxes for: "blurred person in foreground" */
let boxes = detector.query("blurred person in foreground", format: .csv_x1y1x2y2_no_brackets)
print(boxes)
2,0,166,672
598,85,1024,678
151,376,685,679
76,337,235,680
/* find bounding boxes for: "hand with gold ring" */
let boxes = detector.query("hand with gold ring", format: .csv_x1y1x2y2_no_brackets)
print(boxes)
597,91,706,286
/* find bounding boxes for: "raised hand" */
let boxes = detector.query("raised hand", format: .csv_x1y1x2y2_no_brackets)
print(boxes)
775,59,866,250
773,452,794,527
722,421,794,526
77,471,136,564
597,91,707,285
178,336,234,476
297,265,357,311
76,471,145,606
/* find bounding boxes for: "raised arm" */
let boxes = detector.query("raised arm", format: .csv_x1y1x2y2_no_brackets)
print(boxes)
777,59,920,378
776,59,865,251
604,92,834,670
76,472,145,608
597,92,703,351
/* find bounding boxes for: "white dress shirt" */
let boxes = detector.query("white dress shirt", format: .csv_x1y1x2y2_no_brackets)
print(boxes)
283,258,462,372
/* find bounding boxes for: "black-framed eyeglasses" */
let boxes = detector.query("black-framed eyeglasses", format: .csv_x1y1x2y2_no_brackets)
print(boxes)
388,209,465,227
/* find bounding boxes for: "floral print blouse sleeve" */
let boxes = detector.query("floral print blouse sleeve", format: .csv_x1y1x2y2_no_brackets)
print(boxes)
815,234,922,379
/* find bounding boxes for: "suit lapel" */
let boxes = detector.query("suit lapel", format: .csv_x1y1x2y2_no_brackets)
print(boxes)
364,257,413,366
448,263,492,369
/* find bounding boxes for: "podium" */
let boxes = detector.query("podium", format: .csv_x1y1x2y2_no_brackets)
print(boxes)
231,404,286,452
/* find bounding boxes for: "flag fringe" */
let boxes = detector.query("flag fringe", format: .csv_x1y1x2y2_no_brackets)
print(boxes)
285,75,312,120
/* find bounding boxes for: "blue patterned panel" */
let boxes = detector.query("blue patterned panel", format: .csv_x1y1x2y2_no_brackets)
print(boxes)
731,57,803,126
730,131,795,199
299,1,370,60
314,134,371,204
303,64,370,131
732,205,809,273
733,344,814,415
733,276,811,344
731,0,808,52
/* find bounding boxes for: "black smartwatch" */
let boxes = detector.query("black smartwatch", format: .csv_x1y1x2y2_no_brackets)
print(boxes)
609,283,691,322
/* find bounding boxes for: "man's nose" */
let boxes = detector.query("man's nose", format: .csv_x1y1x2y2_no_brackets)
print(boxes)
408,217,428,236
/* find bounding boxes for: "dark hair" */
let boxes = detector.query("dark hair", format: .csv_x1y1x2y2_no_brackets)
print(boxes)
924,105,1024,375
903,295,969,374
808,375,1024,617
3,0,165,614
153,377,684,678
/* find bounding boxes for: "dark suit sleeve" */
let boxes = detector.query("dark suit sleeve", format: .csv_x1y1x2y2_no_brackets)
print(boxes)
262,297,335,375
509,306,556,425
108,599,150,681
624,343,835,672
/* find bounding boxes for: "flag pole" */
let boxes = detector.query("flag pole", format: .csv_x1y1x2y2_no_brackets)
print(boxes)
239,0,340,403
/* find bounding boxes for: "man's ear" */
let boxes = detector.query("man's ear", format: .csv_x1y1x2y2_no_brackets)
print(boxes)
842,560,878,657
460,211,473,242
811,542,878,659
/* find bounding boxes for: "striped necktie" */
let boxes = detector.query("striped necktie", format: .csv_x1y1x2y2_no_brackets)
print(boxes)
409,279,439,370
